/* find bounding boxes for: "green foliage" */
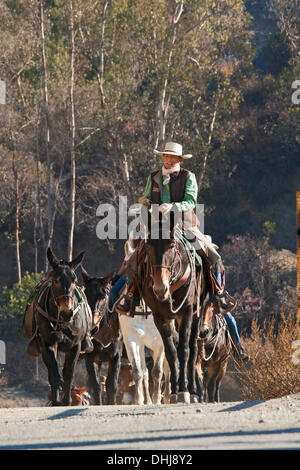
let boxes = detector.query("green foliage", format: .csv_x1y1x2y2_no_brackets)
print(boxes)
262,220,276,251
0,272,43,338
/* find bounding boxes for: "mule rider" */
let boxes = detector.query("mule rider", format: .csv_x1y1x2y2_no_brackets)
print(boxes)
115,141,248,362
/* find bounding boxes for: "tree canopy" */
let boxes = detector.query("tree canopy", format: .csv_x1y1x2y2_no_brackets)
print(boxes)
0,0,299,288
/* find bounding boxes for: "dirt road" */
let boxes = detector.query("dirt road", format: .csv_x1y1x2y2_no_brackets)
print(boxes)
0,394,299,451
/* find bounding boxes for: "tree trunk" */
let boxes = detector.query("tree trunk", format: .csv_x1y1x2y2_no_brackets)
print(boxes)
154,2,183,148
98,0,109,107
197,107,218,191
197,88,220,191
12,151,21,284
68,0,76,261
34,110,46,276
40,0,52,268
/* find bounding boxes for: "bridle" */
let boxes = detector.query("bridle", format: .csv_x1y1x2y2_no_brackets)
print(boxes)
145,236,196,314
92,284,111,318
49,262,79,313
87,282,111,332
145,241,180,283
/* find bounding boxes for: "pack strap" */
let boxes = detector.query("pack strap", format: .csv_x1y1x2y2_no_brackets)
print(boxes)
181,235,202,266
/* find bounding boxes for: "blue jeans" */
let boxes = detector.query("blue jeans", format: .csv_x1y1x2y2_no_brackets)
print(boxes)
224,312,241,346
108,275,126,320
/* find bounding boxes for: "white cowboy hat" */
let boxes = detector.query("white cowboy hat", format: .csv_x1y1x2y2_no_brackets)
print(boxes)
154,142,192,159
204,234,219,250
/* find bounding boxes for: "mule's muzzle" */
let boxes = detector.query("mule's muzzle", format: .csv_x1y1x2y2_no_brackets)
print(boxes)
60,309,74,322
153,284,170,302
57,295,74,321
199,324,209,338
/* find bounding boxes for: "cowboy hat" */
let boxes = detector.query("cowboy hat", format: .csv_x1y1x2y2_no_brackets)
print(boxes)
154,142,192,159
204,234,219,250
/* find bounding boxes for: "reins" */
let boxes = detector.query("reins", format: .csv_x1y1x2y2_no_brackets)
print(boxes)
199,315,225,362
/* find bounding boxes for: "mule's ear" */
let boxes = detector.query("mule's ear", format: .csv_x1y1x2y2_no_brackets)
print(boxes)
47,247,59,269
103,271,115,285
70,251,86,271
80,265,92,284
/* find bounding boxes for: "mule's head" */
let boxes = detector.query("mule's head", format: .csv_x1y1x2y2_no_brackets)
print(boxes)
80,266,114,326
144,208,178,302
47,248,85,321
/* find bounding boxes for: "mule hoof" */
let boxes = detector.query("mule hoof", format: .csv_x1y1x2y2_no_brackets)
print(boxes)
135,399,145,406
170,394,177,404
177,392,190,404
152,395,162,405
190,394,199,403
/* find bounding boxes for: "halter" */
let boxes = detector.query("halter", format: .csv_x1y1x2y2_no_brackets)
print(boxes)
145,241,179,283
50,261,79,312
36,277,83,327
145,235,196,314
91,284,111,323
50,288,74,309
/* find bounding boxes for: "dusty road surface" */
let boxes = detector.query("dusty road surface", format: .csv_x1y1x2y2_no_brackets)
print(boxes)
0,394,299,451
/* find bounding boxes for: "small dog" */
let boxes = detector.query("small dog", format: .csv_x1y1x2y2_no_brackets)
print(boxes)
46,385,91,406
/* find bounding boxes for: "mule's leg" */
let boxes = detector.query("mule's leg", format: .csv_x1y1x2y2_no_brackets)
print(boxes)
140,347,152,405
153,317,178,403
62,344,81,406
177,307,193,404
150,347,164,405
41,344,62,406
195,367,205,403
85,354,102,405
214,361,228,403
206,364,217,403
123,339,144,405
162,357,171,404
188,315,200,403
106,353,121,405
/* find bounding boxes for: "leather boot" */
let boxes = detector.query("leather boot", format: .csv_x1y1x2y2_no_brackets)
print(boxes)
236,345,250,362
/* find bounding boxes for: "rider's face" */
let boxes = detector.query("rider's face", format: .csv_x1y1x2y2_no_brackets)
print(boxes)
163,154,182,169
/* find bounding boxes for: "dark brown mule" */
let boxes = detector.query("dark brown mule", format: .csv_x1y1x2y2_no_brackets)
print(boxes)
136,208,208,404
24,248,92,406
80,267,123,405
196,309,232,402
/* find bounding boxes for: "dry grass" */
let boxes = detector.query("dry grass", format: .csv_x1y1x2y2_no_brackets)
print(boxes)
238,312,300,400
